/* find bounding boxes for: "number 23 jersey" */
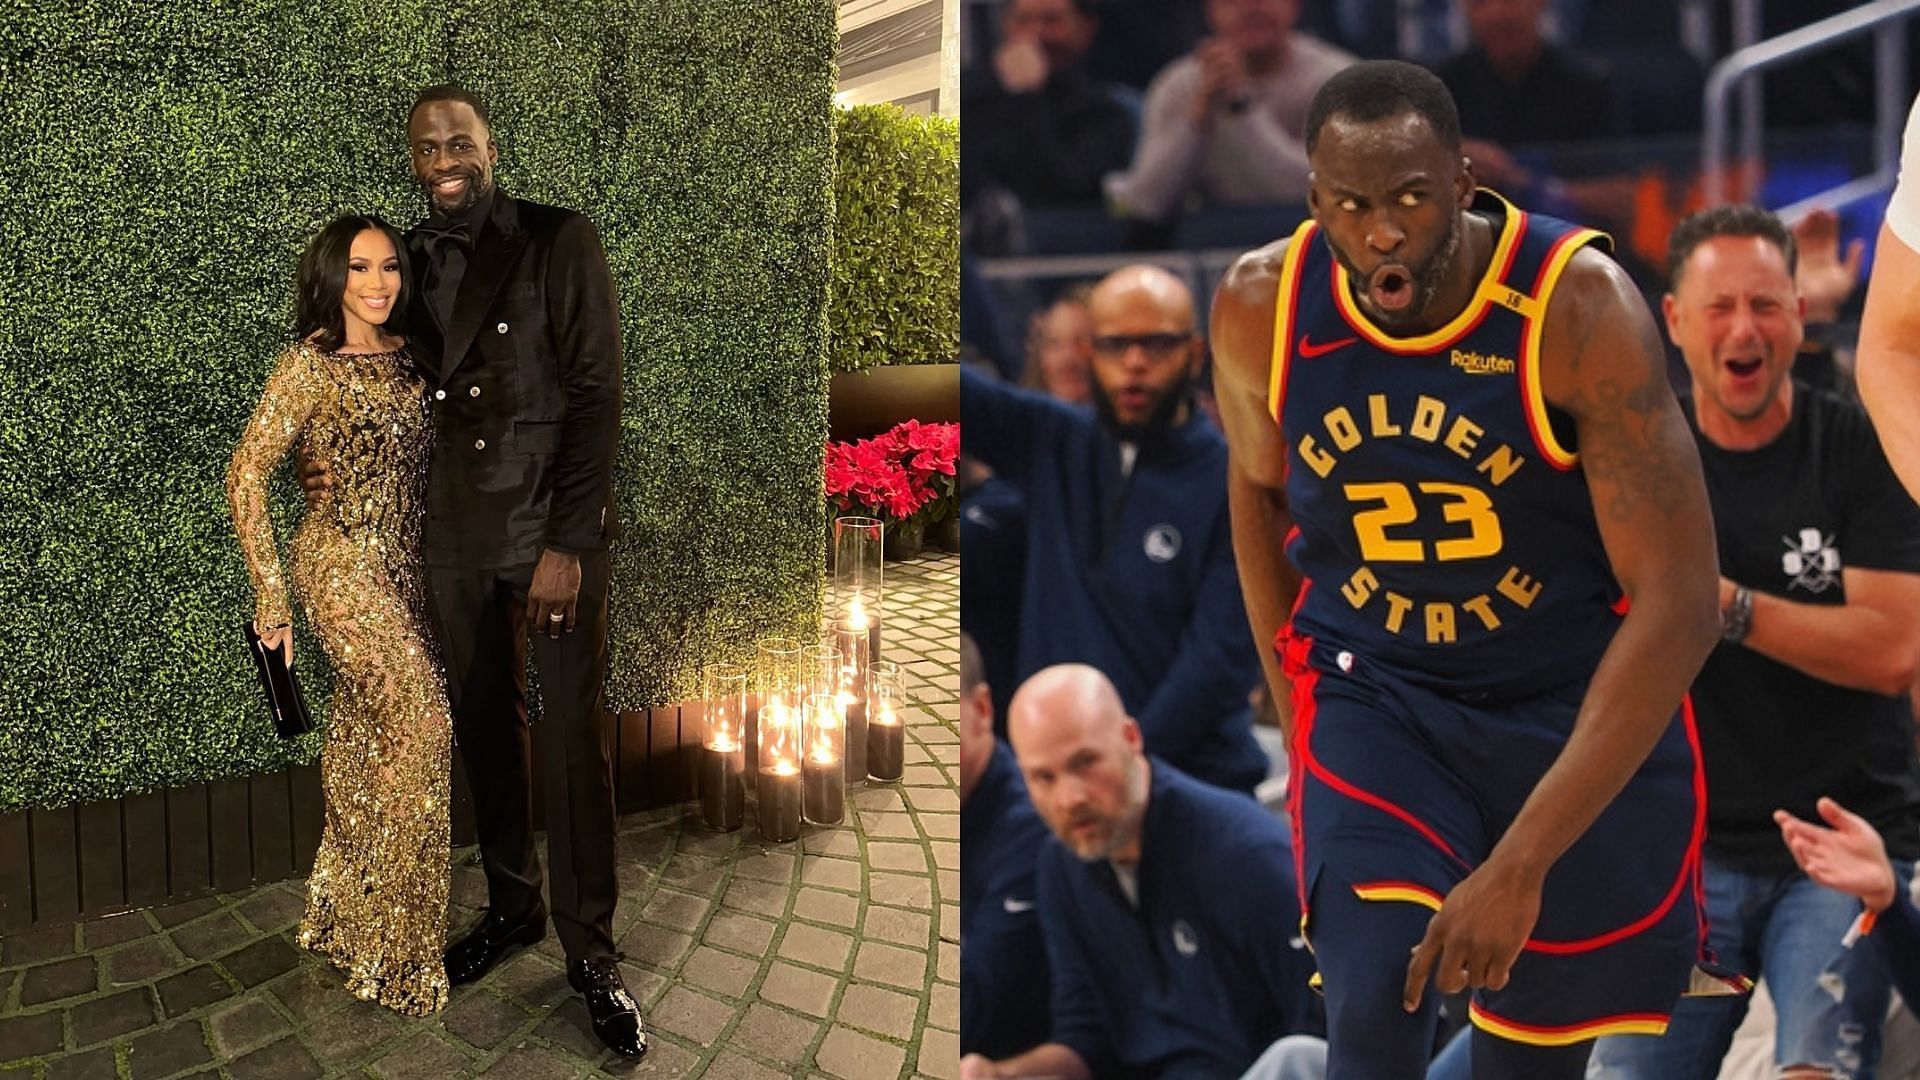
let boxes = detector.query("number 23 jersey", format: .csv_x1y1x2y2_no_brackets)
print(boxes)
1272,190,1621,697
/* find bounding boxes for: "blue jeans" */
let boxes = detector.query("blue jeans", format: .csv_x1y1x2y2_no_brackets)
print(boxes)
1589,856,1901,1080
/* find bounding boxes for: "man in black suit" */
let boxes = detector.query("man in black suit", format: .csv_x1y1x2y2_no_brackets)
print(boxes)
304,84,641,1057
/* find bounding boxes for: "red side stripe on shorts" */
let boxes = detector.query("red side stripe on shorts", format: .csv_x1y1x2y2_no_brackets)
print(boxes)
1281,626,1318,917
1303,755,1472,869
1521,695,1708,955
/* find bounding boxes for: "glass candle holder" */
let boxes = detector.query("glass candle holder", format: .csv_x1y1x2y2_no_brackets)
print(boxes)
867,660,905,782
801,692,847,825
833,516,884,662
698,664,748,831
802,642,842,702
756,702,803,842
752,636,805,784
755,637,806,710
829,616,870,783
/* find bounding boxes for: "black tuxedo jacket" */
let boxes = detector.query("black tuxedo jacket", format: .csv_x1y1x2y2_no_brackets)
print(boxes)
403,194,623,569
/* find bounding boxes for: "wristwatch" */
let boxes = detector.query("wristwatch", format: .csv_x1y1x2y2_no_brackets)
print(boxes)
1721,585,1753,644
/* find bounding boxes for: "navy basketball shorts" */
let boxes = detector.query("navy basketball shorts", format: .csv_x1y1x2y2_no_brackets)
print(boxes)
1279,628,1705,1047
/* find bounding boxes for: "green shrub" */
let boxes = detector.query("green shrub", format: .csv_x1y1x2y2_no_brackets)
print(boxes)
827,105,959,374
0,0,836,813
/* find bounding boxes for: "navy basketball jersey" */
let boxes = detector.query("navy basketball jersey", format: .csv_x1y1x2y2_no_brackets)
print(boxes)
1271,190,1621,696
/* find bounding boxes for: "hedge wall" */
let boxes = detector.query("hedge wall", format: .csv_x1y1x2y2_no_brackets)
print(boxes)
0,0,837,813
827,104,960,373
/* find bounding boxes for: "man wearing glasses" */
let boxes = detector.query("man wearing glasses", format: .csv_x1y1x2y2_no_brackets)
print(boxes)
960,265,1268,793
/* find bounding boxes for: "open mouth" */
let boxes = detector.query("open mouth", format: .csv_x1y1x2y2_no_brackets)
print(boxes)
1368,265,1415,312
1726,357,1763,378
432,174,470,198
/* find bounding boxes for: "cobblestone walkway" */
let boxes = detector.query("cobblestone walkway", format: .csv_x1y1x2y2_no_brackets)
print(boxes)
0,552,960,1080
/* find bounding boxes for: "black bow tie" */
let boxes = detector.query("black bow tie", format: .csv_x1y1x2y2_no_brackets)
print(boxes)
417,218,472,256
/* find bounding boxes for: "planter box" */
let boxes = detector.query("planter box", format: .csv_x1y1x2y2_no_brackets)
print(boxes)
828,362,959,441
0,705,702,931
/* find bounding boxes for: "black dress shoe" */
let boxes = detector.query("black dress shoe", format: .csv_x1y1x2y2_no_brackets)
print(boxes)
444,907,546,985
568,956,647,1058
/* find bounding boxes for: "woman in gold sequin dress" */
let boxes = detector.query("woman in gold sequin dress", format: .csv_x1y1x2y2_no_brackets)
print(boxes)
225,215,451,1016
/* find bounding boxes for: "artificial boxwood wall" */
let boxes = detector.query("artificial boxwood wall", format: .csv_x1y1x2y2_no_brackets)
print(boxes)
0,0,836,813
828,104,960,373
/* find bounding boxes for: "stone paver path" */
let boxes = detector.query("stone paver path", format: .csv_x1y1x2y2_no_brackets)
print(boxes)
0,552,960,1079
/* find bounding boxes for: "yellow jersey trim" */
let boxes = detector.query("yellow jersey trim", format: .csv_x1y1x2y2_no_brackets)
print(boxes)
1519,227,1606,471
1352,882,1444,911
1329,189,1525,354
1267,219,1319,424
1468,1002,1669,1047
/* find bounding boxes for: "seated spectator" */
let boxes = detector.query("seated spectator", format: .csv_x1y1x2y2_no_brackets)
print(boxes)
1776,797,1920,1013
1086,0,1209,93
962,0,1136,212
1589,205,1920,1080
1434,0,1624,149
959,664,1320,1080
1432,0,1635,238
1104,0,1353,226
1018,286,1096,406
959,633,1054,1061
960,265,1270,792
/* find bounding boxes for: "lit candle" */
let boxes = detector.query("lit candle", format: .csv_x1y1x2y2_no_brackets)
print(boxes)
802,694,847,825
701,664,750,831
803,744,845,825
868,704,904,782
699,732,745,831
758,760,803,842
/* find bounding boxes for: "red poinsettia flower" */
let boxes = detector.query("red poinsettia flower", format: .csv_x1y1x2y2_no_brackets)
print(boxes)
822,419,962,524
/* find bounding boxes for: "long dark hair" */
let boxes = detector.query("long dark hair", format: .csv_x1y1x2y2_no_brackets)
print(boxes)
295,215,412,352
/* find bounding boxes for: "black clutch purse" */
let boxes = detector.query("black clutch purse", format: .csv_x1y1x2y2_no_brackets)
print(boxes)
242,621,313,739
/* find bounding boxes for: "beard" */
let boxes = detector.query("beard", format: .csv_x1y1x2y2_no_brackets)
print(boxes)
424,168,492,216
1328,209,1463,331
1090,375,1189,444
1063,754,1148,863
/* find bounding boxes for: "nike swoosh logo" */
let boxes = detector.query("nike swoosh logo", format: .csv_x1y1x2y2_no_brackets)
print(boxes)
1297,334,1358,358
1003,897,1035,914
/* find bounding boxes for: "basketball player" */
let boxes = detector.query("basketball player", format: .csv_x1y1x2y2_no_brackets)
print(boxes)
1210,61,1726,1079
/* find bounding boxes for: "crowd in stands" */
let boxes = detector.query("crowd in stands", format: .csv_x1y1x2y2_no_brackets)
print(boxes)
959,4,1920,1077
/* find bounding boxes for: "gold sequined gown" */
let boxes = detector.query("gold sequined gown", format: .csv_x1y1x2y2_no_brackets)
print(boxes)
225,341,451,1016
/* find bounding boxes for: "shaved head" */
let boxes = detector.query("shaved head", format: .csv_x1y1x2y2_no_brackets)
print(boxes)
1088,265,1196,335
1008,665,1150,864
1085,265,1203,435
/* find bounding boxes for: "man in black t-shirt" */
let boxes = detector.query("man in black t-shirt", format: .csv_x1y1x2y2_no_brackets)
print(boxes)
1591,206,1920,1079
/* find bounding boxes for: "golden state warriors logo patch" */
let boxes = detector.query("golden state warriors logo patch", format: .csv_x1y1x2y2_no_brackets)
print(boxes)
1450,349,1515,375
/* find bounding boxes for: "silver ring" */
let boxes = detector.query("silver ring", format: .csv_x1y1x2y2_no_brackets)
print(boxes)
549,612,565,622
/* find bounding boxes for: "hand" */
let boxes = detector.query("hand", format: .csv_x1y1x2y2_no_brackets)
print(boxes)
526,549,582,639
257,623,293,667
1791,209,1865,324
1403,858,1544,1012
1192,39,1249,125
1775,797,1898,913
958,1054,999,1080
295,440,334,512
993,35,1048,95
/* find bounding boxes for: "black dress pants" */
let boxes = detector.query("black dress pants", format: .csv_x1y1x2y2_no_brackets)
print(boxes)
428,551,618,963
